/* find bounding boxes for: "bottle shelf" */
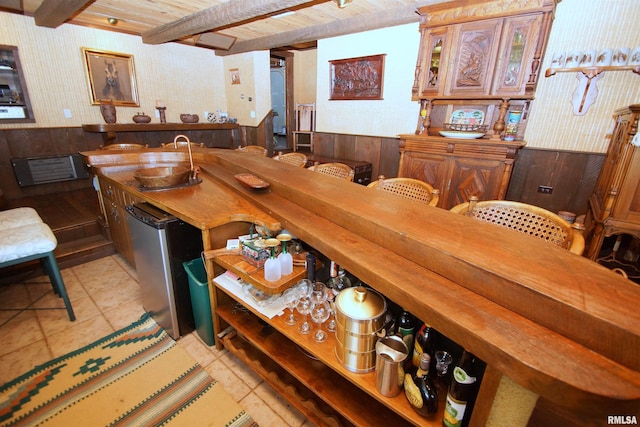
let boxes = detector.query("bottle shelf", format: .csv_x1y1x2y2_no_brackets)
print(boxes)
215,288,447,426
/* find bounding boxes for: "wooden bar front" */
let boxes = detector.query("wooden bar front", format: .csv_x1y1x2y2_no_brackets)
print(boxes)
82,148,640,426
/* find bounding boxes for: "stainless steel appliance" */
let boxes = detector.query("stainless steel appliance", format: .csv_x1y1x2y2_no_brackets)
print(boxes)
126,202,203,339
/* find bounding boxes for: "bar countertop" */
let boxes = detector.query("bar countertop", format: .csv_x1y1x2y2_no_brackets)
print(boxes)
82,147,640,421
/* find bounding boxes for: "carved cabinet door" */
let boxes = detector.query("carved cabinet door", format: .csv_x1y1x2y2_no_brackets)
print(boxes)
445,157,507,208
445,18,503,97
491,13,544,96
398,151,452,204
414,27,451,98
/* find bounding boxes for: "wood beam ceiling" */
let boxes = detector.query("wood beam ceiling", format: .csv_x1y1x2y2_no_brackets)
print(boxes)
33,0,91,28
216,2,425,56
141,0,314,45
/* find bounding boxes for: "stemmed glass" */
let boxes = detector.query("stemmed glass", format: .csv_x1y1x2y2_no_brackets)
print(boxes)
325,288,338,333
310,300,331,342
310,281,327,305
282,287,300,326
296,292,313,334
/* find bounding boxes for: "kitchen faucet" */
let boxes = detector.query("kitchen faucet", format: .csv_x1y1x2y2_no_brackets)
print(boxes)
173,134,198,181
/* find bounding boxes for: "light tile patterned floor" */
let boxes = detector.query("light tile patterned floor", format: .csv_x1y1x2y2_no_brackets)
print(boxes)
0,255,314,427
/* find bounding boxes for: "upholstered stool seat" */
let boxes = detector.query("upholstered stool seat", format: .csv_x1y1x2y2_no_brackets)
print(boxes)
0,207,43,229
0,208,75,321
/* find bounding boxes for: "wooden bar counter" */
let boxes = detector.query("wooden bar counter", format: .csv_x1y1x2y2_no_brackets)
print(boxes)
82,147,640,426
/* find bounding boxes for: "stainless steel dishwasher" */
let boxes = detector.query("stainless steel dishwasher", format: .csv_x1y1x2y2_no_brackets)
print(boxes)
125,202,203,339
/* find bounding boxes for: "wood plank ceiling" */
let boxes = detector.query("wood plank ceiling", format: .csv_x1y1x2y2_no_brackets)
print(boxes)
1,0,446,55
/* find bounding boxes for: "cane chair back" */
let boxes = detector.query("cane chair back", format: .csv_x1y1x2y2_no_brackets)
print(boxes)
237,145,268,156
449,196,585,255
160,141,204,148
367,175,440,207
307,162,355,181
100,143,148,150
273,151,308,168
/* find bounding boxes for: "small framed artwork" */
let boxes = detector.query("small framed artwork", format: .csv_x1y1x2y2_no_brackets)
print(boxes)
329,54,385,100
230,68,241,85
82,48,139,106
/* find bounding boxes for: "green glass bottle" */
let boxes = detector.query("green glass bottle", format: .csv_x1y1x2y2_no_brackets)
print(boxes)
443,350,478,427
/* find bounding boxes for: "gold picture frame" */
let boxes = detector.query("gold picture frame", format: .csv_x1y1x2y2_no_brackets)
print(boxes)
82,48,139,106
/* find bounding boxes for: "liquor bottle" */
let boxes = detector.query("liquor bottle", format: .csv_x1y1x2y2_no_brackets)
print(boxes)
404,352,438,418
412,322,436,368
443,350,478,427
327,261,352,291
305,253,316,282
396,310,416,362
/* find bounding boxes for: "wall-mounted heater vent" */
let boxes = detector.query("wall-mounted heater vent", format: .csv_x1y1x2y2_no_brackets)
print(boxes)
12,154,89,187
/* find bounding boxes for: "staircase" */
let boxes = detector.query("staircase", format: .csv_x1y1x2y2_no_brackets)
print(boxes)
1,188,116,284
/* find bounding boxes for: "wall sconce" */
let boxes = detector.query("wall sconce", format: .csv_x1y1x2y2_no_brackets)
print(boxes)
334,0,352,8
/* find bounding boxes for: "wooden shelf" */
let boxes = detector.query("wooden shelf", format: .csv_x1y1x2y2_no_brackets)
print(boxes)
82,123,239,133
545,64,640,78
214,253,307,294
215,288,446,426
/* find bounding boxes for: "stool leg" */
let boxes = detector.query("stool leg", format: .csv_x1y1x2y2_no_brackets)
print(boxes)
42,252,76,321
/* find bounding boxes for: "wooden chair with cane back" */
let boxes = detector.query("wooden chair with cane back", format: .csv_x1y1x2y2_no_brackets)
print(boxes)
307,162,355,181
449,196,585,255
273,151,308,168
367,175,440,207
237,145,268,156
100,143,148,150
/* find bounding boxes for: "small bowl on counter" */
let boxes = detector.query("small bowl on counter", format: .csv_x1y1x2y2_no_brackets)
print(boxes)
180,113,199,124
133,165,191,188
132,113,151,123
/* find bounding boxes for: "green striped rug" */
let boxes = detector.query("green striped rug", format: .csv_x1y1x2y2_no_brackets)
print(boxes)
0,313,257,426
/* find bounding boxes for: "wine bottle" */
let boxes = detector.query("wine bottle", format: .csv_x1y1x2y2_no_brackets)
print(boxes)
305,253,316,282
404,352,438,418
397,310,416,362
412,322,436,368
443,350,478,427
327,261,353,291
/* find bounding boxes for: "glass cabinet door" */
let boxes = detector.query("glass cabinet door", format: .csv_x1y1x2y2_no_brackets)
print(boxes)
491,14,543,96
418,28,449,96
0,45,35,123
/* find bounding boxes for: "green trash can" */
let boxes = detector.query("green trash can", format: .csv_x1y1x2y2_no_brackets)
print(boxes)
183,258,215,346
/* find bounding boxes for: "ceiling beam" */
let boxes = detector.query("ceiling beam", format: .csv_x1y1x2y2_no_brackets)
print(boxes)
215,3,425,56
33,0,93,28
0,0,23,12
142,0,314,45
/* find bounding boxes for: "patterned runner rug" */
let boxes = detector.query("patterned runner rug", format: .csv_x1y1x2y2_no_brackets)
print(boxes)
0,313,257,426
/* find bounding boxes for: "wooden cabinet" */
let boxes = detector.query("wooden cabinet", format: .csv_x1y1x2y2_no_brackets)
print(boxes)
212,253,444,426
98,176,141,266
584,105,640,260
411,0,558,136
398,134,522,209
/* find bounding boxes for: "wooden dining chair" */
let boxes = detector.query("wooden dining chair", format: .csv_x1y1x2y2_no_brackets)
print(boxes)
367,175,440,207
449,196,585,255
307,162,355,181
272,151,308,167
237,145,268,156
100,143,148,150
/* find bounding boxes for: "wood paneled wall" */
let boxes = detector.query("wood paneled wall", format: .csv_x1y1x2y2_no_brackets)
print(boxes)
0,125,604,218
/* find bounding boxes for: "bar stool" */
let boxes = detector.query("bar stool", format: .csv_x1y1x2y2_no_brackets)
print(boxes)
0,207,76,321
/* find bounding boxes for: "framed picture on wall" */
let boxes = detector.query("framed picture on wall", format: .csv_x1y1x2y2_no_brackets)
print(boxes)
230,68,241,85
329,54,385,100
82,48,139,106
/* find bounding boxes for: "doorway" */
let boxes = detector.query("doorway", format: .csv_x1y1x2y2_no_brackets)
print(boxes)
270,51,294,151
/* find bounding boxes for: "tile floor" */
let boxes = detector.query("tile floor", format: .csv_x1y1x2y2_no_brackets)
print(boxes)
0,254,314,427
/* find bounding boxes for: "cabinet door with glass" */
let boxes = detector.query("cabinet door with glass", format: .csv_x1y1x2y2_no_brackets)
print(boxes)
445,18,504,97
0,45,34,123
491,13,544,96
414,27,451,98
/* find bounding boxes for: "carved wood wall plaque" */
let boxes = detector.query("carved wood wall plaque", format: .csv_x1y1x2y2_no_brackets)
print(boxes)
329,54,385,100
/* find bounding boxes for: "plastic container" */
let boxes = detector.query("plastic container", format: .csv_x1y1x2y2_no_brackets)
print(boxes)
183,258,215,346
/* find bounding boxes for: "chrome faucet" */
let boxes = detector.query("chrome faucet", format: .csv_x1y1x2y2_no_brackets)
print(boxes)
173,134,198,181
